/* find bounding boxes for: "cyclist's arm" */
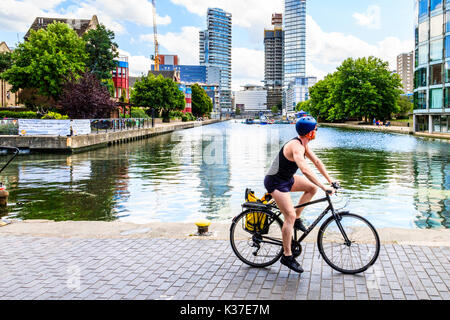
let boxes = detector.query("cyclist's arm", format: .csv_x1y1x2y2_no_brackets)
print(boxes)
305,148,333,184
292,146,327,191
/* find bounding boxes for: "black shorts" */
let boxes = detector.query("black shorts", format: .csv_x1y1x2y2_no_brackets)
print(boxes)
264,175,295,194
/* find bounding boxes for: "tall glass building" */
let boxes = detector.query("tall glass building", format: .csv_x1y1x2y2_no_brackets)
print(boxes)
284,0,306,87
414,0,449,133
200,8,232,113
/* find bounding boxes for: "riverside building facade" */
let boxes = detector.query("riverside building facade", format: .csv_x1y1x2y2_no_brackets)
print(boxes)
200,8,232,114
414,0,449,134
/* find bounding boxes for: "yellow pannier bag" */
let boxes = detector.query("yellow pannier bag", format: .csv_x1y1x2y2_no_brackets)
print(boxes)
244,189,270,234
245,211,268,234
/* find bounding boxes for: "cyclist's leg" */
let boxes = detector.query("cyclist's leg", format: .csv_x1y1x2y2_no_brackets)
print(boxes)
271,190,296,256
290,175,318,219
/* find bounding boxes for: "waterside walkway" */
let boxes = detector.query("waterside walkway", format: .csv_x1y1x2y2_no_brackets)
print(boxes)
0,234,448,300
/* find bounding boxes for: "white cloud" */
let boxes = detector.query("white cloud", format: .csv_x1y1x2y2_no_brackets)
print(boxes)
353,5,381,29
118,49,152,77
0,0,171,35
140,26,200,65
306,15,413,79
170,0,283,40
0,0,63,32
232,47,264,91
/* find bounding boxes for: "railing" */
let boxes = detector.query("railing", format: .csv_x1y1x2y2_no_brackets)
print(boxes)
90,118,154,134
0,118,155,136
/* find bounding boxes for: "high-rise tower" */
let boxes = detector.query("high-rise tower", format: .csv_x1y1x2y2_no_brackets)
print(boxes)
200,8,232,113
264,13,284,110
283,0,306,86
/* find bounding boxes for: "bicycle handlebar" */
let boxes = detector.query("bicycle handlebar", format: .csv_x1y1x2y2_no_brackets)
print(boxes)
0,147,20,175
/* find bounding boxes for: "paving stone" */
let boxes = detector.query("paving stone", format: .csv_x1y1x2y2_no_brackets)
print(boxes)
0,236,448,301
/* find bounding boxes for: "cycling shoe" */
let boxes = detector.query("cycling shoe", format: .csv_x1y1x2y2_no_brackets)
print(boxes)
294,218,308,232
280,254,304,273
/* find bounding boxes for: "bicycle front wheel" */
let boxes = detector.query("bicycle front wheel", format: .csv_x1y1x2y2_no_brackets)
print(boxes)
230,210,284,268
317,213,380,274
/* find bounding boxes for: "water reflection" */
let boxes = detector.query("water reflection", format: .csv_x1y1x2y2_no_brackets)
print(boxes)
0,121,448,229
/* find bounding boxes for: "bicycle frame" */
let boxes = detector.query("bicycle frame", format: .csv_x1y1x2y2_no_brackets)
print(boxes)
264,193,351,246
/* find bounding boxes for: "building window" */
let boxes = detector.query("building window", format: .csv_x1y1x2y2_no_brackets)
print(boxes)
419,44,429,65
430,88,443,108
430,14,443,37
419,21,429,43
415,67,428,87
431,0,443,12
430,63,443,84
445,87,450,107
430,39,443,61
414,90,427,109
419,0,429,17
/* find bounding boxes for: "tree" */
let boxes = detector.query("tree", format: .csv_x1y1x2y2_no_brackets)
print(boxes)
306,56,402,122
191,83,213,117
83,24,119,81
1,22,88,101
235,107,241,116
271,105,279,115
0,51,12,73
396,95,413,117
130,74,185,119
59,72,115,119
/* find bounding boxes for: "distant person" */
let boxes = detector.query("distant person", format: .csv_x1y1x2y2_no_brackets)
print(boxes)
264,116,338,273
376,120,380,126
373,118,376,126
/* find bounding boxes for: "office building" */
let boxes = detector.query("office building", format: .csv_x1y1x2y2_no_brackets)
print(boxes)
264,13,284,110
397,52,414,94
414,0,449,134
283,0,306,86
285,76,317,112
200,8,232,113
152,64,207,83
235,85,268,113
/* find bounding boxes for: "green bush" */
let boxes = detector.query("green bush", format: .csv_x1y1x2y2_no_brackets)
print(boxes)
181,112,195,122
0,110,38,119
131,107,149,119
169,110,184,119
41,111,69,120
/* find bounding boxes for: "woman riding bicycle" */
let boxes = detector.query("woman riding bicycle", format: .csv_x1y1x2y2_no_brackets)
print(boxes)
264,116,338,274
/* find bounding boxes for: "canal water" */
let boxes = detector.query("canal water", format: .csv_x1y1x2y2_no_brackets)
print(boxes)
0,121,449,229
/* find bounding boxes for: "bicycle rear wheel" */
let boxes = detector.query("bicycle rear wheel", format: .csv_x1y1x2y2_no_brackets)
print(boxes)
317,213,380,274
230,210,283,268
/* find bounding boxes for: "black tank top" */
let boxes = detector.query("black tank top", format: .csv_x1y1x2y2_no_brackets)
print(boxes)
266,137,306,181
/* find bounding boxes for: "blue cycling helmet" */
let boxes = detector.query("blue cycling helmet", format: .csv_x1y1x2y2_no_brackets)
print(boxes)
295,116,317,136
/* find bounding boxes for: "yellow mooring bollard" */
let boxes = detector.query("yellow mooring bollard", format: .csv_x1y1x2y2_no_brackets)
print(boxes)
194,220,212,236
0,186,9,207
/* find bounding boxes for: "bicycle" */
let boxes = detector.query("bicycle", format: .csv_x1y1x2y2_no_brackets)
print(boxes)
230,183,380,274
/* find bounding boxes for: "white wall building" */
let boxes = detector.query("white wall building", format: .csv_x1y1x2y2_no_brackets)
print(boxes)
234,85,268,112
285,76,317,113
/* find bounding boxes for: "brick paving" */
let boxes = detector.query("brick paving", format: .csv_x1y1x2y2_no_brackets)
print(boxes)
0,235,448,300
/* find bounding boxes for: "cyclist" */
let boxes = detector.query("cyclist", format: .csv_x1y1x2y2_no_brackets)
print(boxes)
264,116,337,273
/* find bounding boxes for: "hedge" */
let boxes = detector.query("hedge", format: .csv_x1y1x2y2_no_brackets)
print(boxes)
0,111,39,119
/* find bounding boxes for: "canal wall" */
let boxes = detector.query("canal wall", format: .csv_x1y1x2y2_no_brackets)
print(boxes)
0,119,222,153
319,122,450,141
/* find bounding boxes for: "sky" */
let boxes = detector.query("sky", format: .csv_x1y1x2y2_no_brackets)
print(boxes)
0,0,415,91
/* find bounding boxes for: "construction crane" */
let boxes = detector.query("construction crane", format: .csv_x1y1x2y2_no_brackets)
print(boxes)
151,0,160,71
